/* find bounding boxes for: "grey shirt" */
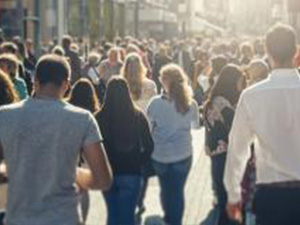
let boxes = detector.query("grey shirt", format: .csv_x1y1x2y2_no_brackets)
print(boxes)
147,96,199,163
0,98,102,225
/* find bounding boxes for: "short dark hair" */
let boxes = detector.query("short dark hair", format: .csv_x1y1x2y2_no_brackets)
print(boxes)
62,35,72,49
35,54,70,87
266,24,297,64
211,55,228,75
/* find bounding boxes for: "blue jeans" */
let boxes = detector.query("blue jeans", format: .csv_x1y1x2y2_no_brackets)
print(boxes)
103,175,142,225
153,157,192,225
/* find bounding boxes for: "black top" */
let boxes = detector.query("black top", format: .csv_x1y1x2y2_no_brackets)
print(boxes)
204,96,235,157
95,110,154,175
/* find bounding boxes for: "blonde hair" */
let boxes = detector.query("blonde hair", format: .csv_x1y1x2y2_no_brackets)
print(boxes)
160,64,193,114
121,53,146,101
0,53,19,79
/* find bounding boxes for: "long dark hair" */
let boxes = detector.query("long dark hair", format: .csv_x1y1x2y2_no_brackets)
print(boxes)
97,77,138,144
101,77,136,118
0,69,19,106
208,64,245,107
68,78,100,113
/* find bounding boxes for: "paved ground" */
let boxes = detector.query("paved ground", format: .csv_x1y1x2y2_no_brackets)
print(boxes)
85,129,216,225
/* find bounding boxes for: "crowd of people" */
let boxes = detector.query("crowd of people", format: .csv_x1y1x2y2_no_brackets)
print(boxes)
0,22,300,225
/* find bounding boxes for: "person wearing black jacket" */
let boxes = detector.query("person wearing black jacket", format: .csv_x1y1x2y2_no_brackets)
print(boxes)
153,45,172,93
204,65,245,225
62,35,82,84
95,77,154,225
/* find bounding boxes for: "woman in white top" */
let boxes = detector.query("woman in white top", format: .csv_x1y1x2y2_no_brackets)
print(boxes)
121,53,157,112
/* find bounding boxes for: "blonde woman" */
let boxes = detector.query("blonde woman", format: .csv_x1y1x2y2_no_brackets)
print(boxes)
121,53,157,112
147,64,199,225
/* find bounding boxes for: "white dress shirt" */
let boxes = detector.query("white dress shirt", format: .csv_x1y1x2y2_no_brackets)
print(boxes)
224,69,300,203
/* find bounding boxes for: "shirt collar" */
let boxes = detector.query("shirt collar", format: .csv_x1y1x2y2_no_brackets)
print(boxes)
269,69,300,81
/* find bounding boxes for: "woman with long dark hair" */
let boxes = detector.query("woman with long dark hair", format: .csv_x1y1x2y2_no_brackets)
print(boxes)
147,64,199,225
0,69,19,225
68,78,100,225
69,78,100,113
95,77,153,225
204,64,245,225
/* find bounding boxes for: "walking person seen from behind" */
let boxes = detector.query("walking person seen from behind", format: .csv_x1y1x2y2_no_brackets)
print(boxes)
68,78,101,225
0,69,19,225
225,24,300,225
147,64,199,225
95,77,154,225
0,54,112,225
204,65,245,225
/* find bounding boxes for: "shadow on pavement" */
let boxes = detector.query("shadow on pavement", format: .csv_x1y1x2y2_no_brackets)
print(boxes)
200,207,219,225
144,215,165,225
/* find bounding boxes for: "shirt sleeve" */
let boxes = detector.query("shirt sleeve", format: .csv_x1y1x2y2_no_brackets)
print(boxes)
224,93,255,203
82,113,103,148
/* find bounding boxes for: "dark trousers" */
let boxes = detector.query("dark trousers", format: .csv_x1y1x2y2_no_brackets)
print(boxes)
211,153,238,225
254,186,300,225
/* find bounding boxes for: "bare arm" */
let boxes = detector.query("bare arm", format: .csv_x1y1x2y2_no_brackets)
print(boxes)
0,142,7,184
76,141,113,191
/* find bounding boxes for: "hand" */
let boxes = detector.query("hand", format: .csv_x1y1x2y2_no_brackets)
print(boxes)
227,202,242,222
75,167,92,192
0,163,7,184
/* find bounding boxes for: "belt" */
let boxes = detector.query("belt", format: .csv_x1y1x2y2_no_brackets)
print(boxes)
257,181,300,189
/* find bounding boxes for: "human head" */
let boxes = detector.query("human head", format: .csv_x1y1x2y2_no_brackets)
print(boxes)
62,35,72,50
52,45,65,56
126,44,140,55
26,39,33,50
210,64,245,106
240,42,254,58
34,54,71,97
266,24,297,68
211,55,228,77
160,64,192,114
0,42,18,55
0,69,19,106
0,54,19,79
102,77,135,114
159,45,168,56
70,43,79,53
88,52,101,66
121,53,146,100
68,78,99,113
247,59,269,85
108,47,119,63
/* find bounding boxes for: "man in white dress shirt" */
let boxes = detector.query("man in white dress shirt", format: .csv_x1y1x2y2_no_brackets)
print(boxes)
224,24,300,225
